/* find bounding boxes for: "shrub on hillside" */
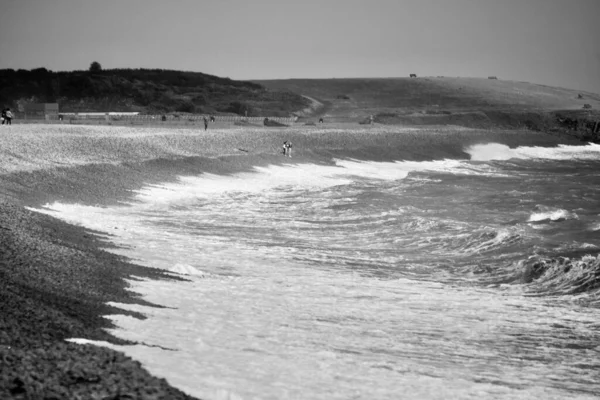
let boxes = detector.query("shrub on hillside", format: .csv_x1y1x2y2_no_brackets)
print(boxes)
0,67,308,116
223,101,252,116
174,100,195,113
89,61,102,73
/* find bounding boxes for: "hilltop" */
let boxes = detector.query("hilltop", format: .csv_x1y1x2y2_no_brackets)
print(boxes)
2,68,599,139
256,77,600,139
0,68,309,116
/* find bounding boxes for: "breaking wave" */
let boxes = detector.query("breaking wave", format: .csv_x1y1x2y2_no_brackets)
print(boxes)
528,206,578,223
466,142,600,161
519,254,600,299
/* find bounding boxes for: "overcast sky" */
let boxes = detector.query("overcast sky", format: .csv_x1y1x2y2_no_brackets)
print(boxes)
1,0,598,93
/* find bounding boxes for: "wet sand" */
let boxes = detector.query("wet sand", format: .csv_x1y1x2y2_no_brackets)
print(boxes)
0,123,582,398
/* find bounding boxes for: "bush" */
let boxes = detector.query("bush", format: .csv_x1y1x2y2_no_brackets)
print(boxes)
89,62,102,73
174,100,195,113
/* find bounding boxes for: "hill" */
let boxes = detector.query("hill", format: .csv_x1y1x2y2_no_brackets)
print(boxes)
256,77,600,139
0,68,309,116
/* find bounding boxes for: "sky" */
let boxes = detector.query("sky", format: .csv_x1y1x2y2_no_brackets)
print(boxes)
1,0,599,93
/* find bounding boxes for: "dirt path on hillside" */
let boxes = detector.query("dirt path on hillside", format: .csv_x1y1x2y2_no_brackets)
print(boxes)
294,95,326,117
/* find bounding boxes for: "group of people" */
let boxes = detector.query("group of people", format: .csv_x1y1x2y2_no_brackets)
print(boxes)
282,141,293,157
1,108,13,125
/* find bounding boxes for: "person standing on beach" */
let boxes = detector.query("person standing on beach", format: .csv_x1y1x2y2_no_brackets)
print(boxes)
282,141,288,156
287,141,292,157
203,116,208,131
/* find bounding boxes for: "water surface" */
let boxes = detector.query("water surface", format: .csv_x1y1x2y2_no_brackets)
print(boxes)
36,141,600,399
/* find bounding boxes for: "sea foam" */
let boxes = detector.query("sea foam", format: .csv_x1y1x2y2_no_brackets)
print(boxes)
466,142,600,161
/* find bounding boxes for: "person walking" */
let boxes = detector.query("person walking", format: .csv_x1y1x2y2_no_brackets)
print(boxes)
282,141,288,156
4,108,13,125
287,141,292,157
203,116,208,131
1,108,6,125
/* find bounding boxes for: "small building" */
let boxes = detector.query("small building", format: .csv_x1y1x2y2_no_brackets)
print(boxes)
24,103,59,119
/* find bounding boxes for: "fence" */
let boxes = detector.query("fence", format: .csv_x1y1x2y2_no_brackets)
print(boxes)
49,113,298,125
11,112,380,126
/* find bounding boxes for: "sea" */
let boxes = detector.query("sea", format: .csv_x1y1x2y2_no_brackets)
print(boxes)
32,138,600,400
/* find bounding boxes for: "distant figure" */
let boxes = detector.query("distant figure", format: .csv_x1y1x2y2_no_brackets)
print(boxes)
410,74,417,78
282,141,288,156
203,116,208,130
287,141,292,157
210,115,215,122
4,108,13,125
319,117,324,123
161,115,167,122
264,117,269,126
1,108,5,125
488,76,498,80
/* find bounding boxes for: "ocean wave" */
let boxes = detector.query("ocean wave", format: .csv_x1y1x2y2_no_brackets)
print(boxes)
410,227,524,257
454,229,523,255
466,143,528,161
466,142,600,162
518,254,600,297
528,205,578,223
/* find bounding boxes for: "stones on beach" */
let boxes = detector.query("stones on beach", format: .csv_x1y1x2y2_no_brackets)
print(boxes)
1,342,195,399
0,199,195,399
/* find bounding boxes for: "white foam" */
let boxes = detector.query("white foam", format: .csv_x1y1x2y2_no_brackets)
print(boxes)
466,142,600,161
466,143,528,161
528,208,577,222
169,263,208,276
109,159,505,208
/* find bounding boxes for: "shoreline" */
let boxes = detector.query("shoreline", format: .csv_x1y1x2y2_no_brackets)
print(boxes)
0,123,586,398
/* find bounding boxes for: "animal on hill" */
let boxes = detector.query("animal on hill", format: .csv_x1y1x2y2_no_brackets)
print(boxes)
583,104,592,109
488,76,498,80
410,74,417,78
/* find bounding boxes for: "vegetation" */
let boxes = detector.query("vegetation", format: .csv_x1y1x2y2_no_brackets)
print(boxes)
89,61,102,73
0,67,309,116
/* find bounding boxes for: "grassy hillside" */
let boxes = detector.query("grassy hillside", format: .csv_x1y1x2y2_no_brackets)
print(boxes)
257,77,600,114
0,68,309,116
256,77,600,139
